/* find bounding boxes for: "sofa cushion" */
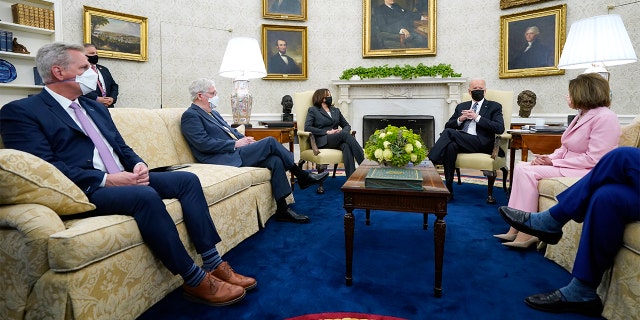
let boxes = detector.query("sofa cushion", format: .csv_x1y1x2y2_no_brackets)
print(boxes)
178,164,271,204
623,222,640,255
537,176,581,202
47,164,271,271
618,116,640,147
0,149,95,215
109,108,182,169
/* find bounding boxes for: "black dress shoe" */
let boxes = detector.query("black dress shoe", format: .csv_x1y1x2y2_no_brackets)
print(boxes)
525,290,603,317
297,171,329,190
498,206,563,244
273,208,310,224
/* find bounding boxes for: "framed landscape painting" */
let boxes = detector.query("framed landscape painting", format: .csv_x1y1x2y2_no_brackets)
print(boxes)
262,24,307,80
363,0,436,57
83,6,148,62
499,4,566,78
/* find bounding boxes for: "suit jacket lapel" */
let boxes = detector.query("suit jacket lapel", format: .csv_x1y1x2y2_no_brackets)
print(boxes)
566,109,597,135
40,90,84,133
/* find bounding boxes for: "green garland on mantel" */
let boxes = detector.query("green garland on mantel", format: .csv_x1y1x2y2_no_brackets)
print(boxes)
339,63,462,80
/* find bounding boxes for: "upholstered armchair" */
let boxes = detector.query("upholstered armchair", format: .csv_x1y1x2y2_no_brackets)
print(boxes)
454,89,513,204
293,90,354,194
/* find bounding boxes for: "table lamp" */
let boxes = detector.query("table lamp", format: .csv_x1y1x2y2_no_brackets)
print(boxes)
219,37,267,127
558,14,637,81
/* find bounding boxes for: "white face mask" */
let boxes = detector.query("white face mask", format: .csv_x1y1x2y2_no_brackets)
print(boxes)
76,68,98,95
208,95,219,109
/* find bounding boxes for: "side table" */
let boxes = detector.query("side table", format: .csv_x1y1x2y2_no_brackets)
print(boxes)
244,126,296,188
508,130,562,188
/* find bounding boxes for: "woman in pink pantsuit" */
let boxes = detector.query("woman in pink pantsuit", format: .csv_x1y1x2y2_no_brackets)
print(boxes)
495,73,621,248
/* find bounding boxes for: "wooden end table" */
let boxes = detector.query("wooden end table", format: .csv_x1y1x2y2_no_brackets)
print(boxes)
508,130,562,189
244,126,296,187
341,160,449,297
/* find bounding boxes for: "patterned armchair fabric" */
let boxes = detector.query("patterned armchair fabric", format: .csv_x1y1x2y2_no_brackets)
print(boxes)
0,107,277,319
539,116,640,320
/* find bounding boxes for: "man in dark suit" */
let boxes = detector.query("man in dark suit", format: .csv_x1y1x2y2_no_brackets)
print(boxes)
427,78,505,198
499,147,639,317
180,78,328,224
374,0,428,48
509,26,553,70
267,39,301,74
0,43,255,307
83,43,119,108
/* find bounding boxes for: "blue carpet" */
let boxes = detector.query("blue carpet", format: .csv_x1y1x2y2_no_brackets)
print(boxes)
138,176,601,320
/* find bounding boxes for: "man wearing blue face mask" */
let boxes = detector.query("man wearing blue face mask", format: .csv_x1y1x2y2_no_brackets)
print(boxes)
181,78,329,224
427,78,505,199
83,43,119,108
0,43,255,307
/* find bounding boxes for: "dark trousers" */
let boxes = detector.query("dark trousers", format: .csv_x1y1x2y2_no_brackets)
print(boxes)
322,131,364,177
549,147,640,286
238,137,294,200
427,128,491,186
87,171,221,276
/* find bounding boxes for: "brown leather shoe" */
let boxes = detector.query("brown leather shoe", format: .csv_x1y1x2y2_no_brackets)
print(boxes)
183,273,245,306
211,261,257,290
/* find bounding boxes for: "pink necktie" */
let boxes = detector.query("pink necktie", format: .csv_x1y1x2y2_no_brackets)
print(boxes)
69,102,121,173
462,102,478,133
91,65,106,97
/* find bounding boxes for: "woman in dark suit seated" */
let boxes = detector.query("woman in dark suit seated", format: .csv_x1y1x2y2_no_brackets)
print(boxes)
304,88,364,178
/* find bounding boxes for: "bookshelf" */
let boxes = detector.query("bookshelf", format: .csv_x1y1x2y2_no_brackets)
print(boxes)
0,0,59,106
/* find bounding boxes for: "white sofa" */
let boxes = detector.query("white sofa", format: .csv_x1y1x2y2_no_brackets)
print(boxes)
0,107,279,319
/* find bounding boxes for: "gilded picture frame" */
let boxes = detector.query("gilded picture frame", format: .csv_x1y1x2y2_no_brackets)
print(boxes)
499,4,566,79
363,0,436,58
500,0,554,10
83,6,148,62
262,24,307,80
263,0,307,21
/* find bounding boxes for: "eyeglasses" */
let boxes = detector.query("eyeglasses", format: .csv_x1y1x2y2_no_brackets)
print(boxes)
201,91,217,97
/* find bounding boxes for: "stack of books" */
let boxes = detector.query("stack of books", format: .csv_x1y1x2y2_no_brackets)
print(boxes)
0,30,14,52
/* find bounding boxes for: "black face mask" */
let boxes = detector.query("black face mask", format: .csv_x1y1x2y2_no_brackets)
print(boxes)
86,55,99,64
470,90,484,102
324,97,333,106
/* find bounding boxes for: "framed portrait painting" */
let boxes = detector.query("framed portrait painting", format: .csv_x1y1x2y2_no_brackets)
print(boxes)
83,6,148,62
363,0,436,58
263,0,307,21
262,24,307,80
499,4,566,79
500,0,553,10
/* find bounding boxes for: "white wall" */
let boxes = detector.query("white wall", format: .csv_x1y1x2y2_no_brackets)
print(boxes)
59,0,640,121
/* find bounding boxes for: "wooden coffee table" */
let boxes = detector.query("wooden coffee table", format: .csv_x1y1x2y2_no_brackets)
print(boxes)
341,160,449,297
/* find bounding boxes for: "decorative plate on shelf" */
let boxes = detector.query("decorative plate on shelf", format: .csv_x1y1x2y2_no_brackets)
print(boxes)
0,59,18,83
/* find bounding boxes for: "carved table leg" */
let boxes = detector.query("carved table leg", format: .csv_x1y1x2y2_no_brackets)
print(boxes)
344,208,355,286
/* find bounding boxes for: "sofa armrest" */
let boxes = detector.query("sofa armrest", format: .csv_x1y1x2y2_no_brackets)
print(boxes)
0,204,65,317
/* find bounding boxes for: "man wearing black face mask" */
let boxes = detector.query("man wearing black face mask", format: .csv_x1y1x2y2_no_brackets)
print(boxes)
427,78,505,199
83,43,119,108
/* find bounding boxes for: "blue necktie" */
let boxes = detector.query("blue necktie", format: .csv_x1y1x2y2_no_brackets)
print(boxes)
461,102,478,133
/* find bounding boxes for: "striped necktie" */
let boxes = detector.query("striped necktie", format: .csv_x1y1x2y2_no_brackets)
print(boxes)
461,102,479,133
208,112,238,140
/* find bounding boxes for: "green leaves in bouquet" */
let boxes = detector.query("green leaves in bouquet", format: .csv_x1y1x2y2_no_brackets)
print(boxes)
364,125,428,167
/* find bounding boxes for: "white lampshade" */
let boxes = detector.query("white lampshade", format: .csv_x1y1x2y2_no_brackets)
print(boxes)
558,14,637,70
219,37,267,80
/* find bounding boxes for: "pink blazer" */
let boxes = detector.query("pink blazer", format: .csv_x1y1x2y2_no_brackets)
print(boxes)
549,106,620,175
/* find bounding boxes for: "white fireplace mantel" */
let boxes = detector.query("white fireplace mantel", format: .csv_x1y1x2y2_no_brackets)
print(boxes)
331,77,467,145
